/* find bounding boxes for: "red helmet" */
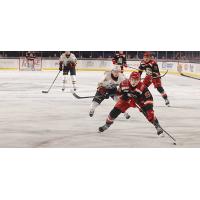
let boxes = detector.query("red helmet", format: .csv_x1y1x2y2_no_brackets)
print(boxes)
143,52,151,57
129,72,140,87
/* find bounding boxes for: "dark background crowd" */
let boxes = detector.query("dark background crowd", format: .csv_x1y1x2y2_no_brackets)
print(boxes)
0,51,200,61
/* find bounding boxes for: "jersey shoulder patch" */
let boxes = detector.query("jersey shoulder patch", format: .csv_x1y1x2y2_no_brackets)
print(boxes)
150,60,158,65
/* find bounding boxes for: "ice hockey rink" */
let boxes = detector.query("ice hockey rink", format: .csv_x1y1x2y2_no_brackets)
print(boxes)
0,70,200,147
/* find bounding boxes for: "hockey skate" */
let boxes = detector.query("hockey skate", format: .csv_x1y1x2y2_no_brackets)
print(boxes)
98,124,110,132
72,83,77,91
124,112,131,119
62,86,65,91
165,98,170,106
73,86,77,91
89,109,95,117
62,79,66,91
155,125,164,137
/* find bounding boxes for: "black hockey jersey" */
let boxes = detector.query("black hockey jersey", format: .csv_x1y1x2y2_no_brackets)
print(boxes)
139,60,160,77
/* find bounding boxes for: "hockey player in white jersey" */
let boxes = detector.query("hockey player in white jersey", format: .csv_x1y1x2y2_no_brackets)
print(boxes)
89,66,130,119
59,51,77,91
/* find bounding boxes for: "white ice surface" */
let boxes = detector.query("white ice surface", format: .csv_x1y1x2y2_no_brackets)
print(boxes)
0,70,200,147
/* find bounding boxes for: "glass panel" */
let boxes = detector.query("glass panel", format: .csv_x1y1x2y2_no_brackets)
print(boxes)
103,51,115,58
166,51,174,59
138,51,145,59
127,51,138,59
3,51,20,57
0,51,200,61
80,51,92,58
157,51,166,59
71,51,80,58
0,51,4,57
91,51,103,58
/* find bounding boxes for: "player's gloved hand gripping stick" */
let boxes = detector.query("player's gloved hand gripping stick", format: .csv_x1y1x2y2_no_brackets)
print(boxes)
128,65,168,79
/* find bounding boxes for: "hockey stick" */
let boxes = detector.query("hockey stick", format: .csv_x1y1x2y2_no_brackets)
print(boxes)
128,65,168,79
42,71,61,93
134,102,176,145
70,89,95,99
180,73,200,80
127,65,143,71
70,89,116,100
153,69,168,79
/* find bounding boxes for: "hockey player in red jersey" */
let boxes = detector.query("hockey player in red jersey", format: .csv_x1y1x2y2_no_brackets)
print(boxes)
139,52,170,106
112,51,127,73
98,71,164,136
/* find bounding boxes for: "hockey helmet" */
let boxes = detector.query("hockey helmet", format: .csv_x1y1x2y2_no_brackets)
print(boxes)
143,52,151,58
65,51,71,57
112,65,121,72
111,66,121,77
143,52,151,63
129,71,140,87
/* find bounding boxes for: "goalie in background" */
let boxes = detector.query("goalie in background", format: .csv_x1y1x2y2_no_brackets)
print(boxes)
59,51,77,91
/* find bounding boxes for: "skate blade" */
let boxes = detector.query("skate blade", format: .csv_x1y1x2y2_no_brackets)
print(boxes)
159,133,165,138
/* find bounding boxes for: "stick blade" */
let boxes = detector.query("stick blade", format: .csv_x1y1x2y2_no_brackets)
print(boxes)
70,89,81,99
42,91,48,93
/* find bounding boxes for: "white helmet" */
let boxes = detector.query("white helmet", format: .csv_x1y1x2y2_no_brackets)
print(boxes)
111,66,121,77
111,65,121,72
65,51,71,56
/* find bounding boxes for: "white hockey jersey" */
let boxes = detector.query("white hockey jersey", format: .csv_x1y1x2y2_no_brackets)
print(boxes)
98,71,126,89
59,53,77,66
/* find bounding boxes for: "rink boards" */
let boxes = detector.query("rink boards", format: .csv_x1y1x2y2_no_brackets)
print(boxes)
0,58,200,78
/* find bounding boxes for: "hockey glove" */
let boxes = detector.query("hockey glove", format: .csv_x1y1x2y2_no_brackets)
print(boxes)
59,65,63,71
112,59,116,64
97,86,107,96
104,93,110,99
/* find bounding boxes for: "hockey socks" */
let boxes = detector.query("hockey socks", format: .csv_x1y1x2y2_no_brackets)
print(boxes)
99,108,122,132
157,86,170,106
89,101,99,117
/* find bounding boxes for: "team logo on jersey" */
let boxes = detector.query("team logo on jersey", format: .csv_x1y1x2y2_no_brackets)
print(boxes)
146,68,153,75
144,91,151,98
